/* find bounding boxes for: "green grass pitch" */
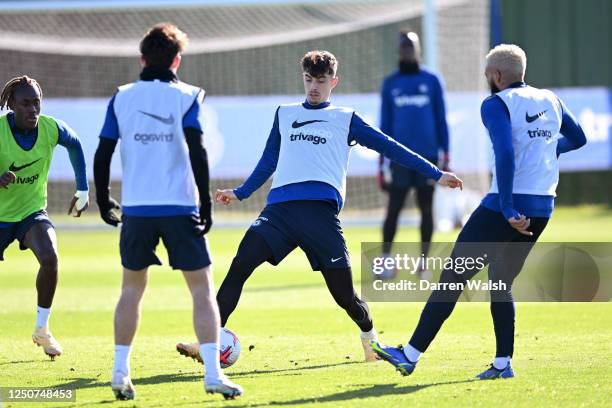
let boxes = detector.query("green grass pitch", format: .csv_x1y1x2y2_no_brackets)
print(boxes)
1,206,611,407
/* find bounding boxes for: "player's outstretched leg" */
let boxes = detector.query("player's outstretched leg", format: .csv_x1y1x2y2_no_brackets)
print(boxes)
183,267,243,399
217,230,273,325
374,267,468,376
111,267,148,400
321,266,380,362
23,222,63,360
370,341,417,376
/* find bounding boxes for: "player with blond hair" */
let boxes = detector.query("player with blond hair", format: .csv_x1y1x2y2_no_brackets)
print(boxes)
372,44,587,379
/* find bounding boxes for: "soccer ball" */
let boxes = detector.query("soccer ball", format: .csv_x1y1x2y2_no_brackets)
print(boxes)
219,328,240,368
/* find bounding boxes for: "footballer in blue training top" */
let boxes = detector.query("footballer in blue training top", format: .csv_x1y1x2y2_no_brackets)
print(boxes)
176,50,463,364
371,44,587,380
378,31,450,279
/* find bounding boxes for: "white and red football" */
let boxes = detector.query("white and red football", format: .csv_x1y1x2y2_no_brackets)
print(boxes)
219,327,241,368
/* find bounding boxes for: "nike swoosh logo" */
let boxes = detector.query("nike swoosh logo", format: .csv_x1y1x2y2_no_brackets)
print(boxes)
292,119,327,128
331,257,343,263
138,110,175,125
525,110,547,123
9,158,40,172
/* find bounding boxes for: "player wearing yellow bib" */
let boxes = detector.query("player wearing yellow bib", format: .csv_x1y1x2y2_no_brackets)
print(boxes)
0,76,89,359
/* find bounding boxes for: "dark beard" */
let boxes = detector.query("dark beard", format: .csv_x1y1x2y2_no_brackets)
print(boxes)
399,61,419,74
489,79,501,94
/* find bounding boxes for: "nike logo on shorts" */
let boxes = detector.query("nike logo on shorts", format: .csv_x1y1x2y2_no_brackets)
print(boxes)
138,110,175,125
525,110,547,123
9,158,41,172
331,257,343,263
292,119,327,128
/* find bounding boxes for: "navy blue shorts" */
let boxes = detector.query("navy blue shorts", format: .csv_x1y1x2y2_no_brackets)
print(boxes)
120,215,211,271
0,210,53,261
248,200,350,271
391,157,437,188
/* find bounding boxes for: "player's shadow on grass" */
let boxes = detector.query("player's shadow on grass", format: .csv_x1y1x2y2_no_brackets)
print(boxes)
53,373,200,391
230,360,360,378
51,361,360,392
0,359,39,366
55,361,358,391
230,379,479,407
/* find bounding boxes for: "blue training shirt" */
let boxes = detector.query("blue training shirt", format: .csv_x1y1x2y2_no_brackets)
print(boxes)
380,68,449,160
480,82,587,219
234,100,443,211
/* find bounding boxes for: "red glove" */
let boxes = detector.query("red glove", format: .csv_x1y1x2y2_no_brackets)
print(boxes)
377,155,390,192
441,152,451,172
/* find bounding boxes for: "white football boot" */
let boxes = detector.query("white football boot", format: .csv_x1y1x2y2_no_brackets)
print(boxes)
32,327,63,360
111,371,135,400
205,375,243,399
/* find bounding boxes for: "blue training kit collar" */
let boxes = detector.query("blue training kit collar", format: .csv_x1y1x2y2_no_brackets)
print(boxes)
302,100,331,110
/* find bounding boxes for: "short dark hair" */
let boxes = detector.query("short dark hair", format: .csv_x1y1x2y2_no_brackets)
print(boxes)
301,50,338,77
140,23,188,69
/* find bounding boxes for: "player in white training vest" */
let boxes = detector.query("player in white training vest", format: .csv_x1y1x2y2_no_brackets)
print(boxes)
175,50,463,365
489,84,563,197
372,43,587,380
93,23,242,400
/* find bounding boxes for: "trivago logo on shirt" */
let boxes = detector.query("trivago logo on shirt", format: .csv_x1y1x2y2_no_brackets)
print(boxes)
289,120,332,145
289,132,327,145
12,174,40,185
134,132,174,145
527,128,553,140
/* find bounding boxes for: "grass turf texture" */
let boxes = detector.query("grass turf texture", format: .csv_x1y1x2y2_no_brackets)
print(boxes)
0,205,610,407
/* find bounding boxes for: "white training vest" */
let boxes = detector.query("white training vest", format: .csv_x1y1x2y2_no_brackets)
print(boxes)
271,103,354,201
490,85,563,196
113,80,204,207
